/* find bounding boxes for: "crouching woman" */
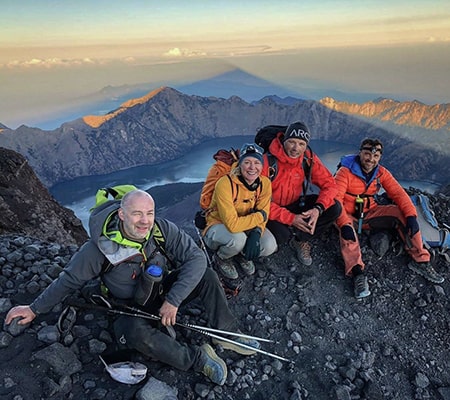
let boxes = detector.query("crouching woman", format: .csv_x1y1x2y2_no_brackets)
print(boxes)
203,143,277,280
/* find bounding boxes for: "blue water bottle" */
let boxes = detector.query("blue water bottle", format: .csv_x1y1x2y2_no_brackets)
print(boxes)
134,265,163,306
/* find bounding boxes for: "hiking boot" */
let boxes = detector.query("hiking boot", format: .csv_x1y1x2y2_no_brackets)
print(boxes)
408,261,444,284
198,343,227,386
353,274,371,299
213,253,238,280
234,254,255,276
289,239,313,266
213,334,261,356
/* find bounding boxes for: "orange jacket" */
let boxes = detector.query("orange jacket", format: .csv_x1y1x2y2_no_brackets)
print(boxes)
261,133,337,225
335,154,417,227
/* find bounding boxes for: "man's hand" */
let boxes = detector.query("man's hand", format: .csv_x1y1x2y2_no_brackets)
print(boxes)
159,301,178,326
5,305,36,325
292,208,320,235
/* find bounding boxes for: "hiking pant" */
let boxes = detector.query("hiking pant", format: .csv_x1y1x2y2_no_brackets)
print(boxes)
339,204,430,276
203,223,278,260
112,268,236,372
267,194,342,245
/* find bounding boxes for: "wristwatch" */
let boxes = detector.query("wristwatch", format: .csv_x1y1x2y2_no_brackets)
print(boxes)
313,204,324,216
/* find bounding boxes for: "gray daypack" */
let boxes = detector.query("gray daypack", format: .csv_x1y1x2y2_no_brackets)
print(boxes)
410,193,450,262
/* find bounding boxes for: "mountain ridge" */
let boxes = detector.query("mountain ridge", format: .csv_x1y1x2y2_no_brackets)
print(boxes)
0,87,449,188
320,96,450,131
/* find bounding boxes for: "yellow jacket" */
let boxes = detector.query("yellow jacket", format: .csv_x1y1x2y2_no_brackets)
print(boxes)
204,172,272,234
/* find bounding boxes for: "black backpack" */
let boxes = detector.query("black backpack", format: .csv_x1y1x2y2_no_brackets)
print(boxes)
255,125,289,153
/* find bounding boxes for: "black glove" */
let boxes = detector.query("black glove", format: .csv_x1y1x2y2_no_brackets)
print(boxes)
406,216,419,237
341,225,356,241
257,209,267,222
243,229,261,260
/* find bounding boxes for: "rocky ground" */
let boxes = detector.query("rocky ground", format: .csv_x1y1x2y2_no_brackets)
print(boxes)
0,185,450,400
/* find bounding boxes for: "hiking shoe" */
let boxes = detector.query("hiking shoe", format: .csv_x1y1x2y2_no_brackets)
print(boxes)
213,334,261,356
289,239,313,266
408,261,444,284
353,274,371,299
198,343,227,386
213,253,238,280
234,254,255,276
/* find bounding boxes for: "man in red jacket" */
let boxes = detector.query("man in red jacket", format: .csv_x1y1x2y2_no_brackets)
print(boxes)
262,121,341,266
335,138,444,299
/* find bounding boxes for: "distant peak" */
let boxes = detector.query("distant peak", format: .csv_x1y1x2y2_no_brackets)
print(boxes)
121,87,167,108
83,87,167,128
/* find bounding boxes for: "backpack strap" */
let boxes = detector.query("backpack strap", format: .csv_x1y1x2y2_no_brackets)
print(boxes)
299,146,314,206
226,174,239,203
267,153,278,180
345,176,381,210
439,229,450,263
148,222,175,268
266,146,313,206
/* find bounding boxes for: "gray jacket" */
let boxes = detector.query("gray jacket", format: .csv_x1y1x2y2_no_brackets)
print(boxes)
30,200,207,314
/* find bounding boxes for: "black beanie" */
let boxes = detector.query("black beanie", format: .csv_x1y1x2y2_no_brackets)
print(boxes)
283,121,310,143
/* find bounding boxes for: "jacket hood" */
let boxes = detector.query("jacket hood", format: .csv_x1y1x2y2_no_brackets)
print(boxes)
268,133,304,168
340,154,380,185
89,200,120,244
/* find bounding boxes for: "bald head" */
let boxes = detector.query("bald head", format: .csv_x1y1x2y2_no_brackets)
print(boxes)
121,190,154,209
118,190,155,240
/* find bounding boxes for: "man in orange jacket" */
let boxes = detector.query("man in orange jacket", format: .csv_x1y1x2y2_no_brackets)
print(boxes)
262,121,341,266
335,138,444,299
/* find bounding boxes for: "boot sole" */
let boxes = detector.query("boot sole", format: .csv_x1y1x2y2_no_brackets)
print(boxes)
213,338,259,355
408,264,444,284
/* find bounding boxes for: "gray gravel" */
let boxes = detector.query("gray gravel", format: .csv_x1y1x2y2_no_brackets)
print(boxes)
1,187,450,399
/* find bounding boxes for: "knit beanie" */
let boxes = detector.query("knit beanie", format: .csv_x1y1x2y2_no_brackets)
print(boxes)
283,121,310,143
238,143,264,165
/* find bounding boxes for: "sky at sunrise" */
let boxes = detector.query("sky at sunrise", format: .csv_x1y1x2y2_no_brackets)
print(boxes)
1,0,449,128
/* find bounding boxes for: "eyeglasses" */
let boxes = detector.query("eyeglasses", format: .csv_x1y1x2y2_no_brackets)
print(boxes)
240,143,264,157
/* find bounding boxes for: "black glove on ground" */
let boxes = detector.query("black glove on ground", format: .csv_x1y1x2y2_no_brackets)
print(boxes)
243,229,261,260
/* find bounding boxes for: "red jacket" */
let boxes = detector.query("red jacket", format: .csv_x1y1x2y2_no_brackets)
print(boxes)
261,133,338,225
335,154,417,227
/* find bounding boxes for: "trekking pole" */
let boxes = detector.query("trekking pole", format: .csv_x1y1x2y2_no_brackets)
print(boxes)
192,221,213,267
128,305,274,343
118,304,293,364
68,299,293,363
88,295,273,343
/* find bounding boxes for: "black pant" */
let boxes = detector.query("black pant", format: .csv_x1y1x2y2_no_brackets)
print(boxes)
267,194,342,245
113,268,236,371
